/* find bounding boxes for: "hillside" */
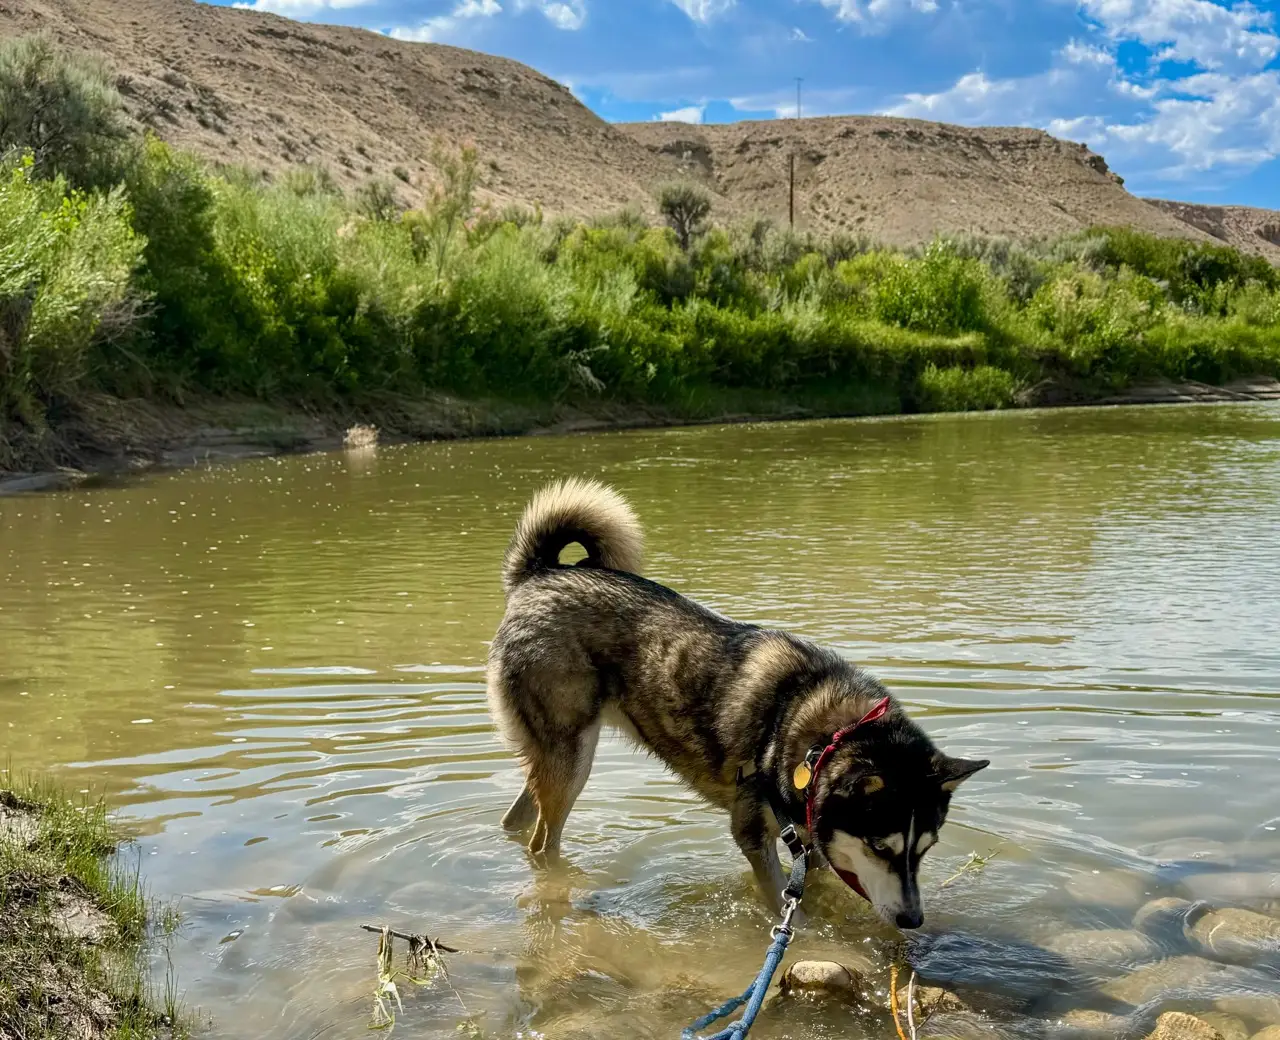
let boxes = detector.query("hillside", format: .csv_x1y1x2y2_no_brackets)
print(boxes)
1145,199,1280,263
622,118,1219,250
0,0,675,214
1,0,1278,258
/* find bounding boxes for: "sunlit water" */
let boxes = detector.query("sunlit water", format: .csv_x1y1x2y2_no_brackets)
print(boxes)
3,405,1279,1039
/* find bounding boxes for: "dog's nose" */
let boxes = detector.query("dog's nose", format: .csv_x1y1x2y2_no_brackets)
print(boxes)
895,909,923,930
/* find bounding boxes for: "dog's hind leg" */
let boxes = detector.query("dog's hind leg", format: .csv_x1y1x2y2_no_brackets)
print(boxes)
502,782,537,831
528,717,602,857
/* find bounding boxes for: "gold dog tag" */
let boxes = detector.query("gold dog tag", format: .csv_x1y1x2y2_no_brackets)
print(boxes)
793,762,812,790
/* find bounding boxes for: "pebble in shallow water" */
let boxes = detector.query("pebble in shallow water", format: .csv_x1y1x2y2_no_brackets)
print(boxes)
1181,873,1280,905
1146,1011,1227,1040
1185,907,1280,963
1135,897,1194,937
778,960,865,1002
1065,868,1153,911
1101,955,1228,1005
1042,928,1161,971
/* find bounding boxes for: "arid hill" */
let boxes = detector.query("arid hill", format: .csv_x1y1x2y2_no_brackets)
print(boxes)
2,0,1278,259
0,0,674,214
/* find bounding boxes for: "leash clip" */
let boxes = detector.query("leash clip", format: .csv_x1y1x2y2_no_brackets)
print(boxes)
771,895,800,941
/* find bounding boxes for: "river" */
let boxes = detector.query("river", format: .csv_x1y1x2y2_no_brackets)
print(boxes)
3,404,1279,1038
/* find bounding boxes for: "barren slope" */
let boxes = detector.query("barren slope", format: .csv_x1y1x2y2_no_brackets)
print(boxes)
1,0,1274,256
621,118,1213,248
1146,199,1280,264
0,0,677,213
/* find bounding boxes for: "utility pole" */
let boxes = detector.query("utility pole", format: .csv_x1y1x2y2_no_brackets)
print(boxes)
789,153,795,228
789,78,802,228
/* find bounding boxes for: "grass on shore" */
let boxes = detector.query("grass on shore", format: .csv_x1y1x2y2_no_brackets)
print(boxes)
0,771,184,1040
3,34,1280,474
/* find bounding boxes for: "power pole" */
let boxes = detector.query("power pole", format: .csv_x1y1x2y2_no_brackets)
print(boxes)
789,153,795,228
789,78,802,228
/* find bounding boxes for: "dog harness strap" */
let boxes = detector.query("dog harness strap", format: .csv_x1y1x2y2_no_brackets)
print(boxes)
803,696,891,835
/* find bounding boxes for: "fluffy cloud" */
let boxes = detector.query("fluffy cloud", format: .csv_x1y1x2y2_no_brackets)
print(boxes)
390,0,501,42
1079,0,1279,71
882,6,1280,181
232,0,372,15
521,0,587,30
669,0,736,24
657,105,705,123
812,0,938,28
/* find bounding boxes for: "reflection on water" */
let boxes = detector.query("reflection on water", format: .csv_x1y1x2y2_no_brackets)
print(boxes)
3,404,1280,1038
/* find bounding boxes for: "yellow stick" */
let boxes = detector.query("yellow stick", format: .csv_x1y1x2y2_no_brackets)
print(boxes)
889,964,909,1040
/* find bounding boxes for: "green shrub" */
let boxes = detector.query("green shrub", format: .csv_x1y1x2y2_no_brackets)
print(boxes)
916,363,1018,412
0,34,131,189
656,181,712,251
0,155,144,444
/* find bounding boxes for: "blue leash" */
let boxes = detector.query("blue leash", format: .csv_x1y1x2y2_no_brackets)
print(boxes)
682,830,808,1040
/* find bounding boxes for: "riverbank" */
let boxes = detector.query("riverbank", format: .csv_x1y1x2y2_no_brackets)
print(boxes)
0,775,180,1039
4,376,1279,495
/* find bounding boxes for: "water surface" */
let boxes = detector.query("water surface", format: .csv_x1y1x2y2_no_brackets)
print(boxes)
3,404,1279,1038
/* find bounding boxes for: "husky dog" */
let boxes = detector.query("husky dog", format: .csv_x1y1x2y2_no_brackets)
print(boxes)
487,479,988,929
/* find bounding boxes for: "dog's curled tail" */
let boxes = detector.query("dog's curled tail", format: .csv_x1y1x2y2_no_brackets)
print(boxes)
502,478,643,594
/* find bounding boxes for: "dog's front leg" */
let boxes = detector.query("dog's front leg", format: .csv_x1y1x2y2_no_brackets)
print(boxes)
730,788,788,915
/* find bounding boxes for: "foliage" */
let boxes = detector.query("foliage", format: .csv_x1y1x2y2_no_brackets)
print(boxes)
2,34,1279,468
0,34,131,189
656,180,712,251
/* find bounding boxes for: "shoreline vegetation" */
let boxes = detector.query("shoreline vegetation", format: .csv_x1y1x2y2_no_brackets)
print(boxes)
3,35,1280,483
0,772,183,1040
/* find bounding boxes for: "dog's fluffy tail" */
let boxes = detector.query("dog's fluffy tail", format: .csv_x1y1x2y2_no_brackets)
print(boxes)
502,478,643,594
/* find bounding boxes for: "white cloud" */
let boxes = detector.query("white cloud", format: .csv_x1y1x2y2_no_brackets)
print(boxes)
730,86,863,119
529,0,587,30
812,0,938,29
232,0,372,15
1061,39,1118,67
790,26,814,41
880,21,1280,182
1078,0,1280,71
657,105,705,123
669,0,736,24
390,0,500,42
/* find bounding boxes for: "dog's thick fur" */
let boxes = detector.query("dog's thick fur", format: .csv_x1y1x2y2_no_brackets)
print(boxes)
488,478,988,928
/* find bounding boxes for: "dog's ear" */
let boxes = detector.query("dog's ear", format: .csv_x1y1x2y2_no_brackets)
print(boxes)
933,754,989,793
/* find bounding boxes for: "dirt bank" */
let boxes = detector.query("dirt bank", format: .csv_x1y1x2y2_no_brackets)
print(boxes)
0,779,179,1039
4,378,1278,496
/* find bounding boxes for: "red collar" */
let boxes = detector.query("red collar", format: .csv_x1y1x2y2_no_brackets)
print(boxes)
803,696,891,836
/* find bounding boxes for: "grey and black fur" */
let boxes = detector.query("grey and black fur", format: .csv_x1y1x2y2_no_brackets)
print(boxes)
488,479,988,929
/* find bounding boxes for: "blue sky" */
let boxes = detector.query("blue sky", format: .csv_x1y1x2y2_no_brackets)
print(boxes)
214,0,1280,206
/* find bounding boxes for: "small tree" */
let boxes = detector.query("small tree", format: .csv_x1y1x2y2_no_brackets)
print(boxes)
657,181,712,251
0,34,130,188
355,178,399,222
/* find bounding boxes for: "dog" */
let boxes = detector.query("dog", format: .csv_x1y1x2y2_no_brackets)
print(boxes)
487,478,988,930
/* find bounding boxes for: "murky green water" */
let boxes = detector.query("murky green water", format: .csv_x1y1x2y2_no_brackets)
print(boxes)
3,405,1280,1039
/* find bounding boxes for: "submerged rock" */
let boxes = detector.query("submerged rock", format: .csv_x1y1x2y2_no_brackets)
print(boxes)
1101,955,1225,1005
1181,873,1280,904
1141,839,1237,868
1214,994,1280,1025
1145,1011,1226,1040
1066,868,1152,910
1135,898,1194,937
1056,1008,1131,1035
1044,928,1161,970
779,960,865,1002
1186,907,1280,963
1196,1014,1251,1040
1249,1028,1280,1040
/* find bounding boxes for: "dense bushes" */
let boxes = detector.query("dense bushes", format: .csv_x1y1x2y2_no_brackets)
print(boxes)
2,35,1279,466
